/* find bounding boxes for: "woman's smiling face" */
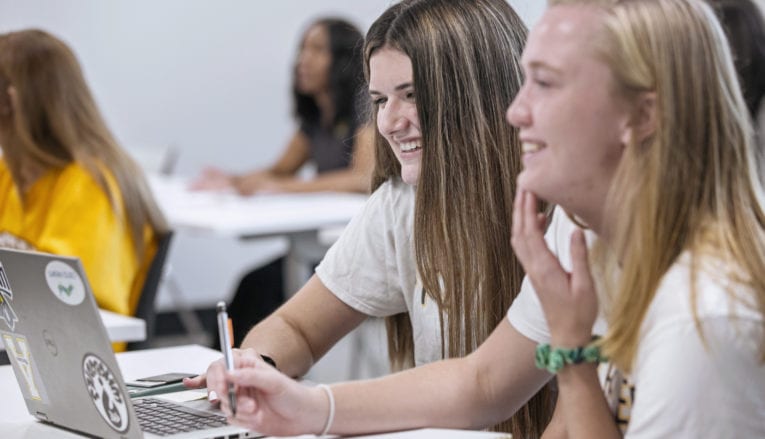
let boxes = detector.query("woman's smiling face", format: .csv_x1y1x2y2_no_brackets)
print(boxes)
507,4,634,230
369,47,422,186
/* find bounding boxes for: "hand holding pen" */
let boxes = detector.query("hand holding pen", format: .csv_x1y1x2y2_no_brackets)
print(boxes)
216,301,237,415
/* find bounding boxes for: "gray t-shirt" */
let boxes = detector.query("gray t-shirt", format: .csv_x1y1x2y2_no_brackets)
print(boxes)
301,120,358,174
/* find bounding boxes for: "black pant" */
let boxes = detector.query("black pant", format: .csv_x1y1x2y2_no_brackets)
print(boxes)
226,257,285,347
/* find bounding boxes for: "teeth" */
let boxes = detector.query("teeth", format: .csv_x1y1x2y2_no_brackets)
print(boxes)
400,141,421,152
522,142,542,153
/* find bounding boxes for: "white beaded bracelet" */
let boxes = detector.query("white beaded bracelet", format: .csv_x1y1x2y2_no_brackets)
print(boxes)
317,384,335,437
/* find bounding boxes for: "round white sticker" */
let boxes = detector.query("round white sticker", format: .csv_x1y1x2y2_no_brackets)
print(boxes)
45,261,85,306
82,353,130,433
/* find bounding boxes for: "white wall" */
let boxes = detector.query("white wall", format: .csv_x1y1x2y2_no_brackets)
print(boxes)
0,0,544,173
0,1,546,310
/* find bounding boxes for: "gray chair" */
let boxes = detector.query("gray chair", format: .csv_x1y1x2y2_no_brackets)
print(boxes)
128,231,174,351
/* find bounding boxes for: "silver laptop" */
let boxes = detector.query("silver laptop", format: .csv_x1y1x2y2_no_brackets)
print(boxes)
0,248,259,438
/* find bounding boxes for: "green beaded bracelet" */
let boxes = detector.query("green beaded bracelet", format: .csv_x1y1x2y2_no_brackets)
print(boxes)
534,338,605,374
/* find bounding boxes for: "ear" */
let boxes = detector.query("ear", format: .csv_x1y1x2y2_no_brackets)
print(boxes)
0,86,15,116
620,91,657,145
6,86,17,111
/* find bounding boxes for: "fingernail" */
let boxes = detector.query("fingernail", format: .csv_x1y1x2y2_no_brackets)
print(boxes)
208,391,219,402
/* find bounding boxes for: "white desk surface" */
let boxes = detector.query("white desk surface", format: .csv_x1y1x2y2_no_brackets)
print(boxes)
99,309,147,343
150,175,367,239
0,345,508,439
0,309,145,351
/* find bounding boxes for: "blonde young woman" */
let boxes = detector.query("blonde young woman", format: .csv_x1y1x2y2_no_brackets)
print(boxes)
189,0,555,436
202,0,765,437
0,30,168,319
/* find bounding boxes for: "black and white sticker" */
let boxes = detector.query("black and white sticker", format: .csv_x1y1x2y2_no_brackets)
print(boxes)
82,353,130,433
0,263,19,331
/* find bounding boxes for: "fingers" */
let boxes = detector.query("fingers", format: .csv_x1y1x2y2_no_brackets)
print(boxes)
189,167,232,191
544,228,599,347
569,228,594,298
233,348,259,368
512,186,524,240
512,191,547,252
512,190,559,282
202,167,224,176
182,374,206,389
234,388,257,415
205,360,228,404
205,350,266,414
226,359,285,395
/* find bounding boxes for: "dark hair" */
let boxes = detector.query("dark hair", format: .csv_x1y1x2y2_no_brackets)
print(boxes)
708,0,765,118
293,18,365,128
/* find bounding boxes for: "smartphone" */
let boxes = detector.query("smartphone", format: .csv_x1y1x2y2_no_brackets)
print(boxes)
125,372,197,388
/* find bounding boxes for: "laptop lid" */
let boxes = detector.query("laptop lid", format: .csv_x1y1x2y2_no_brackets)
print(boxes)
0,248,255,439
0,248,144,438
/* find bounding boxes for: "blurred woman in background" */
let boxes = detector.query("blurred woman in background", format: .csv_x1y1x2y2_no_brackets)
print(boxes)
708,0,765,179
191,17,374,345
191,17,373,195
0,29,168,322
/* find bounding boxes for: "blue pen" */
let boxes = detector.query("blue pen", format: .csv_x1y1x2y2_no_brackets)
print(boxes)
216,301,236,415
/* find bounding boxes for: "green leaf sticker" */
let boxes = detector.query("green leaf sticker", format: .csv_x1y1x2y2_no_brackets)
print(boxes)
58,284,74,297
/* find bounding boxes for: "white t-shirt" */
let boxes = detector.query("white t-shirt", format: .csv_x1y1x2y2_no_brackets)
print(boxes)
507,207,765,437
315,179,444,366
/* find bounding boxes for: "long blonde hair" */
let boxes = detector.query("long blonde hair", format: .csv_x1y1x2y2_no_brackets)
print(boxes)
364,1,553,436
0,29,168,257
552,0,765,372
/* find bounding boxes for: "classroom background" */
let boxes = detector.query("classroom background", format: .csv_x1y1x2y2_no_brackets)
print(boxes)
0,0,545,382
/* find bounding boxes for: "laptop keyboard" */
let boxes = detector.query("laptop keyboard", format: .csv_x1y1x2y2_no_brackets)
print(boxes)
133,397,228,436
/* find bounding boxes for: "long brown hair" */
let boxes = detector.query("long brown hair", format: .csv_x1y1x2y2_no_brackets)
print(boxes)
551,0,765,371
0,29,168,258
364,1,553,436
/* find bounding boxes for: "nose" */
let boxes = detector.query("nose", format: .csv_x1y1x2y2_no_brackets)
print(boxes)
297,51,308,69
377,99,408,136
506,87,530,128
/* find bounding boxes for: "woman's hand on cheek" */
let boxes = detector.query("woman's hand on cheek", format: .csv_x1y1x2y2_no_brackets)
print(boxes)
557,228,599,346
511,189,597,347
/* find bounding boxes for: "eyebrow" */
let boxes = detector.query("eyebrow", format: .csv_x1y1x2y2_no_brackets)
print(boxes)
526,60,563,75
369,82,414,94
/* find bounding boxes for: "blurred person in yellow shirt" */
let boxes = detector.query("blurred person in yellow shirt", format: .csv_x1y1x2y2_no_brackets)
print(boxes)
0,29,168,335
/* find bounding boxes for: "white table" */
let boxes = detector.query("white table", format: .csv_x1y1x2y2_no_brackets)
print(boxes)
149,175,366,240
99,309,147,343
0,309,145,351
149,175,367,306
0,345,509,439
149,176,387,383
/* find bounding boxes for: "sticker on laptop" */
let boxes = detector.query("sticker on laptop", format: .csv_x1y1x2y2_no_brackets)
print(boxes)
0,263,19,331
45,261,85,306
1,331,49,403
82,353,130,433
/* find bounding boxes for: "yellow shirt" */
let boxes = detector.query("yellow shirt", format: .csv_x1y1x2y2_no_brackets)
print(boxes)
0,160,155,318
